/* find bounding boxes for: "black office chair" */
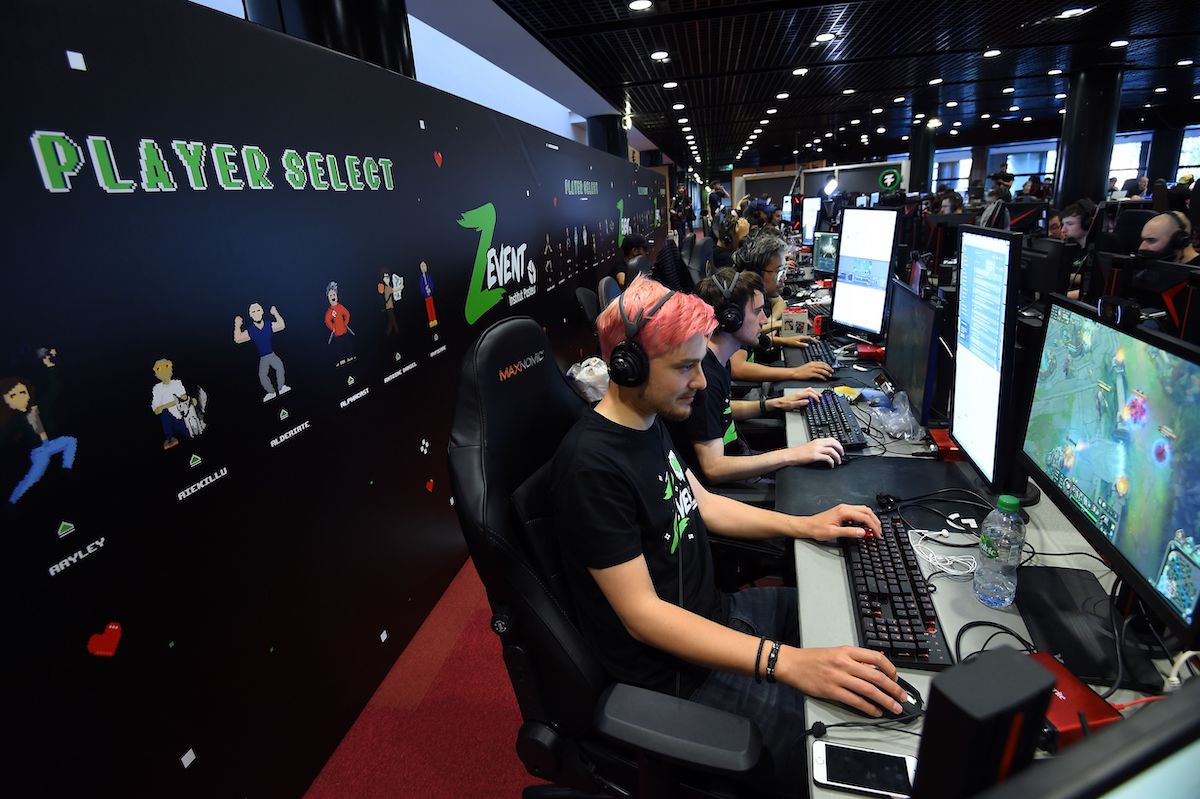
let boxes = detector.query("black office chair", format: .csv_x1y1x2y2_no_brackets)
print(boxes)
1111,209,1155,254
448,317,763,798
687,237,715,287
598,275,622,307
576,287,601,330
628,254,652,280
651,239,695,292
680,232,697,266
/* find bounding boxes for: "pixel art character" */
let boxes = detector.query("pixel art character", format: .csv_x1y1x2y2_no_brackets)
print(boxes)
234,303,290,401
419,261,438,328
324,281,356,367
151,358,207,449
378,272,403,336
2,375,77,504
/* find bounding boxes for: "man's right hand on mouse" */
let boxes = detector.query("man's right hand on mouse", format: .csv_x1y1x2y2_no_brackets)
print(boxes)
777,646,907,718
791,361,834,381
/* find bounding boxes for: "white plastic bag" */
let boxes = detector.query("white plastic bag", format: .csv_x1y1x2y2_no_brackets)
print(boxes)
567,357,609,402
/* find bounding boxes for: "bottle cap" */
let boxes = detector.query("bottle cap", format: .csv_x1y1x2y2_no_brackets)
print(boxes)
997,495,1020,513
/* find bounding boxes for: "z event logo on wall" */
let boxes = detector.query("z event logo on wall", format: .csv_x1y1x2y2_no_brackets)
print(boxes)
460,203,535,324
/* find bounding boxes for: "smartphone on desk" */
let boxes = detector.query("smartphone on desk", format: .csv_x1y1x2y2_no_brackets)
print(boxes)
812,741,917,798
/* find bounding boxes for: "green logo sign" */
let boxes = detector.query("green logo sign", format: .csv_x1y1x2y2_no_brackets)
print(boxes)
879,168,902,191
460,202,535,324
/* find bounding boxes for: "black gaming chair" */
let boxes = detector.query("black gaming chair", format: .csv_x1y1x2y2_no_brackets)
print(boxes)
576,287,601,330
598,275,622,308
1111,209,1155,254
448,317,763,798
680,232,697,266
687,237,715,287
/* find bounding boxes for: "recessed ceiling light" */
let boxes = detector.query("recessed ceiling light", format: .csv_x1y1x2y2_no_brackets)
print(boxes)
817,147,823,152
984,49,1001,58
767,108,778,114
776,92,790,100
1155,86,1167,93
981,113,991,119
685,134,694,139
1002,87,1015,94
893,96,905,103
792,68,808,76
753,128,762,133
1055,92,1067,99
1144,103,1152,108
915,113,926,119
815,32,836,42
927,118,942,128
678,117,689,123
1056,7,1093,19
671,103,685,110
929,77,943,85
662,81,678,89
1059,108,1067,114
1180,59,1195,66
902,134,910,141
1109,39,1128,47
759,119,769,124
749,134,757,140
650,50,669,60
953,121,962,127
681,126,691,132
842,88,856,95
806,143,813,147
1023,116,1032,122
629,1,653,11
1195,94,1200,100
814,138,822,143
872,107,883,114
1048,69,1063,76
992,122,1000,128
876,127,886,134
950,129,959,135
825,132,833,137
839,126,846,131
851,118,861,124
946,101,959,107
793,149,800,154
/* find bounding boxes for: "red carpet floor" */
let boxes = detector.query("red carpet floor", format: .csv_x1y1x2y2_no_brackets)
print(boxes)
305,560,540,798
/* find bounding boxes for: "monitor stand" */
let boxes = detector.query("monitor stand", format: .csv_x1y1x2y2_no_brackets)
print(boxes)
1015,566,1160,694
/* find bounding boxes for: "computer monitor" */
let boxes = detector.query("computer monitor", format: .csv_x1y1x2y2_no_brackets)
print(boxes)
780,195,793,223
802,196,821,246
1020,237,1080,297
812,231,839,274
829,208,898,335
884,280,941,425
1020,298,1200,646
951,226,1022,489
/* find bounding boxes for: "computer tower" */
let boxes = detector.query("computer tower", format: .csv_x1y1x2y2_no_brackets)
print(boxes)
911,649,1055,798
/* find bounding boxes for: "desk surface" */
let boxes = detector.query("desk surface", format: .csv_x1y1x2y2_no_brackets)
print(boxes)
773,380,1131,799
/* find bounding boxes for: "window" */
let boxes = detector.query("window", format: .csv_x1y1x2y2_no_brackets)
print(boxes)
986,138,1057,194
1179,125,1200,180
1107,131,1152,188
931,147,972,195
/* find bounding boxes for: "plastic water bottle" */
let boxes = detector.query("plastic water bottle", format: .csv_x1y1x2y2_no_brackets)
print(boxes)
973,495,1025,608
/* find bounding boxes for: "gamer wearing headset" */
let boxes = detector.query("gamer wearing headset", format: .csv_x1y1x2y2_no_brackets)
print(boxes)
549,275,905,796
1139,211,1200,265
668,268,845,488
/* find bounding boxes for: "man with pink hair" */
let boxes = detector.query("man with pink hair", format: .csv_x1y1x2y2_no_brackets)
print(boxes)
551,276,907,794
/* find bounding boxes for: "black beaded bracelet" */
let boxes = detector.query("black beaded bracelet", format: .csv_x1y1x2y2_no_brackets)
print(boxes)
765,640,782,683
753,636,766,684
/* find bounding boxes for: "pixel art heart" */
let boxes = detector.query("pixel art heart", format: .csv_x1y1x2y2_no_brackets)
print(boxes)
433,151,443,167
552,196,558,207
425,478,434,493
87,622,122,657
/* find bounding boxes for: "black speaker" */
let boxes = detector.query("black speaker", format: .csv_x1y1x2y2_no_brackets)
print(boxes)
911,649,1056,798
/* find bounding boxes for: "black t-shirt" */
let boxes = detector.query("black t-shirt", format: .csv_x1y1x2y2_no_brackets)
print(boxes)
552,410,725,696
708,187,727,213
668,350,746,480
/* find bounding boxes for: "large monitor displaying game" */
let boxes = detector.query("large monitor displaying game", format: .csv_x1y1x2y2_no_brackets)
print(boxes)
802,195,822,245
951,227,1022,487
1021,299,1200,642
830,208,897,334
813,231,839,275
885,280,941,426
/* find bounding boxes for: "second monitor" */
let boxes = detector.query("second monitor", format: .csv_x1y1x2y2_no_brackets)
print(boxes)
830,207,898,335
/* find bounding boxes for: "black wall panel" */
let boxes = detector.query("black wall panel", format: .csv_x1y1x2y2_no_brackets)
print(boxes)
0,1,665,795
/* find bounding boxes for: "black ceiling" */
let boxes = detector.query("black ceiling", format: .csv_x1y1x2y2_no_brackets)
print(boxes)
493,0,1200,178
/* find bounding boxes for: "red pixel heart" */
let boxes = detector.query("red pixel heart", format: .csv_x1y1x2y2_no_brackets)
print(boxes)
426,479,434,493
433,151,443,167
87,622,122,657
552,196,557,207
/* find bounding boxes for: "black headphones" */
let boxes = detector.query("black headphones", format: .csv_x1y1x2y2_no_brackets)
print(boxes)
1166,211,1192,253
608,289,677,387
712,272,744,333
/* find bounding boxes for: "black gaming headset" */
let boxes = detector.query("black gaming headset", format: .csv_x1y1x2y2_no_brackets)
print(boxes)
1165,211,1192,253
712,271,744,333
608,288,677,387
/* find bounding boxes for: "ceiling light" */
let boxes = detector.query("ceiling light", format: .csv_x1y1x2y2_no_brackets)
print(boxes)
902,135,910,141
1056,7,1092,19
816,32,836,42
981,113,991,118
806,143,813,147
915,112,926,119
752,129,762,134
953,121,962,127
671,103,685,110
1155,86,1167,93
929,77,943,85
1055,92,1067,99
767,108,778,114
839,126,846,131
1059,108,1067,114
1048,69,1063,76
793,149,800,154
681,126,691,132
1023,116,1032,122
1180,59,1195,66
792,68,808,76
1144,103,1152,108
950,129,959,135
842,88,856,95
817,147,823,152
984,49,1001,58
1002,87,1015,94
814,138,822,143
650,50,669,60
825,132,833,137
685,134,694,139
749,134,757,140
759,119,769,125
629,1,653,10
850,118,861,125
1195,95,1200,100
946,101,959,107
776,92,790,100
1109,39,1128,47
662,81,678,89
678,117,689,123
893,96,905,103
927,118,942,128
992,122,1000,128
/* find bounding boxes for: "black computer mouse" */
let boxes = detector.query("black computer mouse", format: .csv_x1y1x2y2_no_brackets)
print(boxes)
834,674,924,721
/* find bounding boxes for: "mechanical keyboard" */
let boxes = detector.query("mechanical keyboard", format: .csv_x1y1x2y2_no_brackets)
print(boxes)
842,511,954,670
803,390,868,450
799,340,841,367
807,300,832,318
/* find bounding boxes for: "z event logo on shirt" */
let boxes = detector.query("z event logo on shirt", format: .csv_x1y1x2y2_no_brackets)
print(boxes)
661,450,698,554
